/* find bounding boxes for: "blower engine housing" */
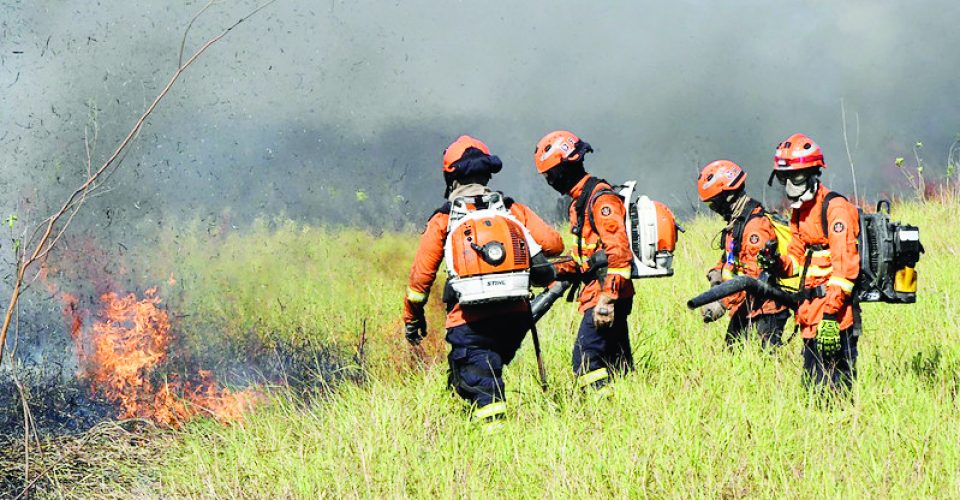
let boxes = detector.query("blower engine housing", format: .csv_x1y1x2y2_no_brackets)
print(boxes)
444,194,541,305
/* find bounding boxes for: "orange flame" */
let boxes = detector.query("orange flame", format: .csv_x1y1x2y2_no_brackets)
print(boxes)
70,287,260,427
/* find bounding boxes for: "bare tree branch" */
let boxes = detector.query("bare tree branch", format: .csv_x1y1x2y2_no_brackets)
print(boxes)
0,0,278,365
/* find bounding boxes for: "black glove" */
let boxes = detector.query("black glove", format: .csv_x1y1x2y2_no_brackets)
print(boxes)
405,315,427,345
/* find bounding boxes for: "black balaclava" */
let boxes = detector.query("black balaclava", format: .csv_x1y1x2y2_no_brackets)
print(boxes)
544,160,588,195
444,147,503,197
707,188,745,221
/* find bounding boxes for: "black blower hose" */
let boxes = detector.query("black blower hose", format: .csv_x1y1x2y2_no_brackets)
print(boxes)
531,281,573,322
687,275,799,310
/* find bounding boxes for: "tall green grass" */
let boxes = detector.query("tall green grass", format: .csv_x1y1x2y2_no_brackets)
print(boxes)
153,198,960,497
147,217,449,373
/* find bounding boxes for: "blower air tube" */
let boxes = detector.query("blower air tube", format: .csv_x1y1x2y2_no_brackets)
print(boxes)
531,281,573,322
686,275,799,310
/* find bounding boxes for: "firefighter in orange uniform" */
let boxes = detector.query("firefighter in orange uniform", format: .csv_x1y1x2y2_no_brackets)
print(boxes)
697,160,790,348
533,130,634,397
402,135,564,432
762,133,861,390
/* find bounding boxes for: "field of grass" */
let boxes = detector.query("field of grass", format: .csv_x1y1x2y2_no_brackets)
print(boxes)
41,196,960,496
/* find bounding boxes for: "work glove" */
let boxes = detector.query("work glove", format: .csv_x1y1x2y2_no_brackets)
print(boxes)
706,268,723,286
815,314,842,357
405,314,427,346
757,240,779,271
700,301,726,323
551,256,580,283
593,293,616,329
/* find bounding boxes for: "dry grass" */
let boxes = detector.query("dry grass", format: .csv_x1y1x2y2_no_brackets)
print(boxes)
0,420,171,498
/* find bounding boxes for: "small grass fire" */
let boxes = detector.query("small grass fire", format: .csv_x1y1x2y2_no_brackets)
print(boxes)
65,287,261,427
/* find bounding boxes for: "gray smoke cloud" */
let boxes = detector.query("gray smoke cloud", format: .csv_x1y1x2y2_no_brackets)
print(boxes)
2,0,959,232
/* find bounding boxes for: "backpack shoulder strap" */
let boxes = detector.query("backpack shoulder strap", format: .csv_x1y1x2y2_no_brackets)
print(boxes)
730,199,763,257
572,177,604,238
820,191,846,240
570,177,606,273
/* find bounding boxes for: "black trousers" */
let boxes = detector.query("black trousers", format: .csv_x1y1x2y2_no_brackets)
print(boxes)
572,299,634,381
445,312,529,407
802,328,859,391
726,308,790,349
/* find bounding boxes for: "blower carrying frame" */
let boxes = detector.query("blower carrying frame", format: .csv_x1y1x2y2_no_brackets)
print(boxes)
619,181,677,278
849,199,922,304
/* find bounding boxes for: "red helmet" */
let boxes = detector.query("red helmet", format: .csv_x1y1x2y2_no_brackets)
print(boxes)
773,133,826,171
443,135,491,172
534,130,591,173
697,160,746,202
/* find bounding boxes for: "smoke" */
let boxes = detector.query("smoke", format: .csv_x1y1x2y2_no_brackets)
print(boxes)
0,0,958,430
2,0,959,231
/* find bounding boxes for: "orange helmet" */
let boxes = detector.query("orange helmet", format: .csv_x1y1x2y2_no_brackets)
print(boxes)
442,135,502,195
773,133,826,171
443,135,491,172
696,160,746,202
534,130,592,173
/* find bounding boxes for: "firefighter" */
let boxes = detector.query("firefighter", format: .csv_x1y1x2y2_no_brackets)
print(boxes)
402,135,564,432
533,130,634,398
761,133,861,391
697,160,790,349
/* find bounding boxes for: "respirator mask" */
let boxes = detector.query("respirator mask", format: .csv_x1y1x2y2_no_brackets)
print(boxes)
775,170,818,208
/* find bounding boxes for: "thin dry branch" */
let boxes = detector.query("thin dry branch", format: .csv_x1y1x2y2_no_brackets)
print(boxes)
841,98,859,203
180,0,219,67
0,0,277,365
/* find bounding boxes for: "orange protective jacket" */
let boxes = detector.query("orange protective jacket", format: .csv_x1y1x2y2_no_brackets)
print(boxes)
402,195,564,329
554,175,635,313
776,184,860,338
710,202,787,318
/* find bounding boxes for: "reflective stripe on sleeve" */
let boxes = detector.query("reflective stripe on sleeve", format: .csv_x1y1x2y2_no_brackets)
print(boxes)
607,267,632,279
406,288,427,303
804,265,834,277
827,276,855,294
